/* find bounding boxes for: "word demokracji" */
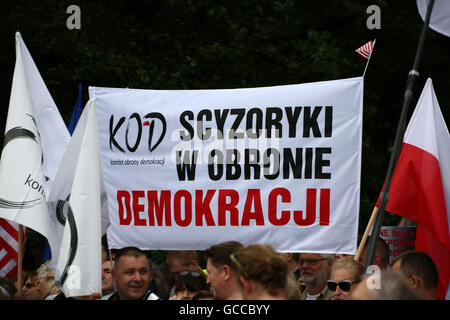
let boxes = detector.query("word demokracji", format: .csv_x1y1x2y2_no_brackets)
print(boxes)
117,188,330,227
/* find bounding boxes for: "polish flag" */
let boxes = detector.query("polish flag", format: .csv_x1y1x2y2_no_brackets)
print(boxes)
384,78,450,299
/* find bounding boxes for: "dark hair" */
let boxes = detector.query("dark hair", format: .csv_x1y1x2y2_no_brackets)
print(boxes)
363,237,390,268
174,271,209,293
115,247,147,264
204,241,243,270
0,277,17,299
393,251,439,289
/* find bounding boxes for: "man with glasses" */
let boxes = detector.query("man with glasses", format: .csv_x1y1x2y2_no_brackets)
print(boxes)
298,253,334,300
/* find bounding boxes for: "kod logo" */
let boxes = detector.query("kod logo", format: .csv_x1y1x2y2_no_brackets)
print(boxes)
109,112,166,153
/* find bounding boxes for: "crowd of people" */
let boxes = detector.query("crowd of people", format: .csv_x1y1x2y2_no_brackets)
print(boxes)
0,236,441,301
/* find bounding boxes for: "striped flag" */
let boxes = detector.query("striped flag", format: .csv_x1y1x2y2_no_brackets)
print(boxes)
355,41,374,59
383,79,450,299
0,219,27,278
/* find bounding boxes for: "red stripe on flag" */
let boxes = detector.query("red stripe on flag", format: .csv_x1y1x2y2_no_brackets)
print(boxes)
386,143,450,246
0,254,11,270
385,142,450,299
0,219,19,240
0,237,18,261
355,41,373,59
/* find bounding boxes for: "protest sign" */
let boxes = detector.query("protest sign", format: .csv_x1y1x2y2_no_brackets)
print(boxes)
89,77,363,253
380,226,416,266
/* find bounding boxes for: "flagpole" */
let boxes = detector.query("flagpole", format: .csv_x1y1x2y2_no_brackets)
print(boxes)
363,39,376,77
355,207,378,262
364,0,435,271
17,224,24,297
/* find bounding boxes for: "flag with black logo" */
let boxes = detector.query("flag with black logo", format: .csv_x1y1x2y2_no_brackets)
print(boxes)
0,33,69,248
49,99,109,297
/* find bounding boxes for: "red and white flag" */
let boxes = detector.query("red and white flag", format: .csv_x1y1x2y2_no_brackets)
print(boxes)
384,78,450,299
0,219,27,278
355,41,374,59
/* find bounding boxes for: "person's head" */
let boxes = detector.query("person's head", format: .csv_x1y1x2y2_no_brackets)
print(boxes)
173,270,210,300
165,250,201,287
0,277,16,300
204,241,244,300
102,260,115,295
113,247,150,300
351,270,419,300
35,260,59,299
101,235,110,263
299,253,334,294
391,251,439,300
335,254,354,261
232,244,289,300
328,259,364,300
22,271,41,300
359,237,390,270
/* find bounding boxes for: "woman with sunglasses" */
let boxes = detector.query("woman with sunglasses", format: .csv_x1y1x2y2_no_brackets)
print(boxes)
22,271,41,300
327,259,363,300
169,270,211,300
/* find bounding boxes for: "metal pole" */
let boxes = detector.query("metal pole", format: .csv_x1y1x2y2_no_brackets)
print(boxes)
364,0,435,271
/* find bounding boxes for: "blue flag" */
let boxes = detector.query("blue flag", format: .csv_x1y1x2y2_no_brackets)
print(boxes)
67,83,83,135
42,83,83,262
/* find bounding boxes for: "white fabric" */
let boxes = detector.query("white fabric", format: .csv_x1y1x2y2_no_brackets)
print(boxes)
404,78,450,245
49,99,109,297
417,0,450,38
306,292,321,300
90,77,363,254
0,33,67,246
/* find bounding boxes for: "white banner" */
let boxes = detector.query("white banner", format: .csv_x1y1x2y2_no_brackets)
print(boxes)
90,77,363,254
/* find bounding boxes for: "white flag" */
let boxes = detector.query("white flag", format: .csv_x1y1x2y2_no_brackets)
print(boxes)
0,33,69,247
417,0,450,38
49,99,109,297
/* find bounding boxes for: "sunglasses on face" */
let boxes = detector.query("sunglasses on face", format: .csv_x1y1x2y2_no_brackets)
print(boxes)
178,271,202,277
23,282,35,289
327,280,359,292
